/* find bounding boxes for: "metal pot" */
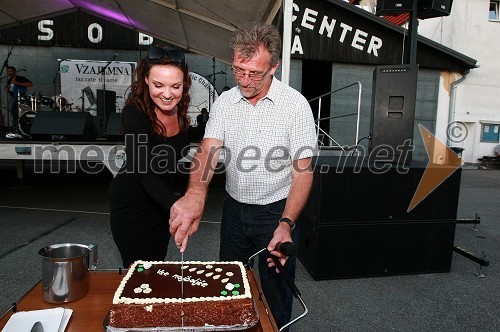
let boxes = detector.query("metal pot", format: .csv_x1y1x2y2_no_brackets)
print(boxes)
38,243,98,303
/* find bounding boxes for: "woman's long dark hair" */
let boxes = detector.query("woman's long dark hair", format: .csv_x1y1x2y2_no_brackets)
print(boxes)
126,53,191,137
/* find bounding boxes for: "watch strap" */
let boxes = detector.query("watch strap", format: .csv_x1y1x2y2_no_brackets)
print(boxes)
279,217,295,231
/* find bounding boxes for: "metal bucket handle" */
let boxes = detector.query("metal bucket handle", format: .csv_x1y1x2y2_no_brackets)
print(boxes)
88,244,98,270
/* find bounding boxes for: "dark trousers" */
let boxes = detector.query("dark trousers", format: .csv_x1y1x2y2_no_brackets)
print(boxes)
220,193,299,331
7,93,19,127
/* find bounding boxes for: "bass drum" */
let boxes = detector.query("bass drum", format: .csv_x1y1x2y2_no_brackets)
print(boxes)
19,111,37,136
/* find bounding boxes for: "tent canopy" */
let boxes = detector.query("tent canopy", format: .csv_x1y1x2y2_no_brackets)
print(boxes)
0,0,476,72
0,0,282,63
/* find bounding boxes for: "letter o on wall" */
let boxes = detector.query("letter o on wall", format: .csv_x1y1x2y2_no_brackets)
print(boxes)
88,23,103,43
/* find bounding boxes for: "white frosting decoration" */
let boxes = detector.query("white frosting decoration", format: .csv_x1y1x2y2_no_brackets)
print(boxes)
142,262,152,269
206,265,213,269
215,268,222,272
197,270,205,274
225,283,234,291
189,267,196,272
112,260,252,305
226,272,234,276
205,272,213,277
221,278,229,283
133,283,153,294
144,305,153,312
213,275,220,280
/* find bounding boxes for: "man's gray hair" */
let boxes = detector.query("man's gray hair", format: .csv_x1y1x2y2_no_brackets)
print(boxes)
230,22,281,67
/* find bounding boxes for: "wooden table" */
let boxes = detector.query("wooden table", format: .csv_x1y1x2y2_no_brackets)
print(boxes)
0,270,278,331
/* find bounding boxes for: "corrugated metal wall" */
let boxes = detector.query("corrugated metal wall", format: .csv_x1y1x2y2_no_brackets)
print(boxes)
329,63,439,162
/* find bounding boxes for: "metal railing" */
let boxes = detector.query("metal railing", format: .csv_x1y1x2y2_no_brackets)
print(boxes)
308,81,362,150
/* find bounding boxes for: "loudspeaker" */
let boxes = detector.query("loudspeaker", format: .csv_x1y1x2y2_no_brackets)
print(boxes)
30,111,97,141
376,0,413,16
369,64,418,163
418,0,453,19
97,89,116,117
305,156,461,225
105,112,123,141
297,156,461,280
298,220,456,280
92,115,106,138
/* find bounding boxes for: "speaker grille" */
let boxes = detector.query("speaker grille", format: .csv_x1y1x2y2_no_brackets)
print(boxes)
376,0,413,16
30,111,97,141
369,64,419,163
418,0,453,19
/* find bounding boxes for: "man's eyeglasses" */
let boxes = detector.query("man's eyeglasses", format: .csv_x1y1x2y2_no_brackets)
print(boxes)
148,46,186,68
231,66,270,82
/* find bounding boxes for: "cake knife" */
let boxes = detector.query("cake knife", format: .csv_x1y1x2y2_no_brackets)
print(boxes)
180,251,185,327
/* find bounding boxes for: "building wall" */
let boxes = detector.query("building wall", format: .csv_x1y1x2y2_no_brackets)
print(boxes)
418,0,500,163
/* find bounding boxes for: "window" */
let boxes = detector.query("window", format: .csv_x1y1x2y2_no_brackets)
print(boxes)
490,1,499,20
481,123,500,142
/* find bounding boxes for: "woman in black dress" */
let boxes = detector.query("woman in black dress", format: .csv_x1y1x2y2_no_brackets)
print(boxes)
109,47,191,268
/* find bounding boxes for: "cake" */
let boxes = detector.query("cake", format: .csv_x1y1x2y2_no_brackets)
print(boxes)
108,260,258,329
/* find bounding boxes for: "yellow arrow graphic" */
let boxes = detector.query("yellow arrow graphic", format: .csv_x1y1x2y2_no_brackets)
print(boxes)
407,124,463,212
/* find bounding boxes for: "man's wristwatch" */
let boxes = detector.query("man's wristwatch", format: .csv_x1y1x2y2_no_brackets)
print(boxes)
279,217,296,231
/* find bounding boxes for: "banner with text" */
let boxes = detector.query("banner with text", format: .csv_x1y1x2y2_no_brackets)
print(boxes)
60,60,135,114
188,72,218,126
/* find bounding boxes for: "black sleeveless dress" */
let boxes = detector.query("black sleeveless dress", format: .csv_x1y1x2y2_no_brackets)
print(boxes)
109,104,189,268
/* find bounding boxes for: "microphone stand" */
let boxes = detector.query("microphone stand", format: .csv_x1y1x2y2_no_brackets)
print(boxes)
0,42,16,129
204,69,226,114
53,59,66,109
99,54,116,135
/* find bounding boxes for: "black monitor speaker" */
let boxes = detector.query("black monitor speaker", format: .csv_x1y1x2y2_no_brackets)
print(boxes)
418,0,453,19
369,64,418,163
376,0,413,16
30,111,97,141
97,89,116,117
106,112,123,141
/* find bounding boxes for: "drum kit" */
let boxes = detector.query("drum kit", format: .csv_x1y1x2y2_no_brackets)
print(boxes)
17,92,77,136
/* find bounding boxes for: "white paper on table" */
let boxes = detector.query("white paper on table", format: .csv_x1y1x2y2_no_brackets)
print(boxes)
1,307,73,332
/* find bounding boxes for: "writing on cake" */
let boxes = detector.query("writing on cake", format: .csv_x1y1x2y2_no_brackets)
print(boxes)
172,274,208,287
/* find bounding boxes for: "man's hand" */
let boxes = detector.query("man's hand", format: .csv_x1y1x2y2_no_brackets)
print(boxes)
168,138,222,252
266,223,293,272
169,192,205,252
